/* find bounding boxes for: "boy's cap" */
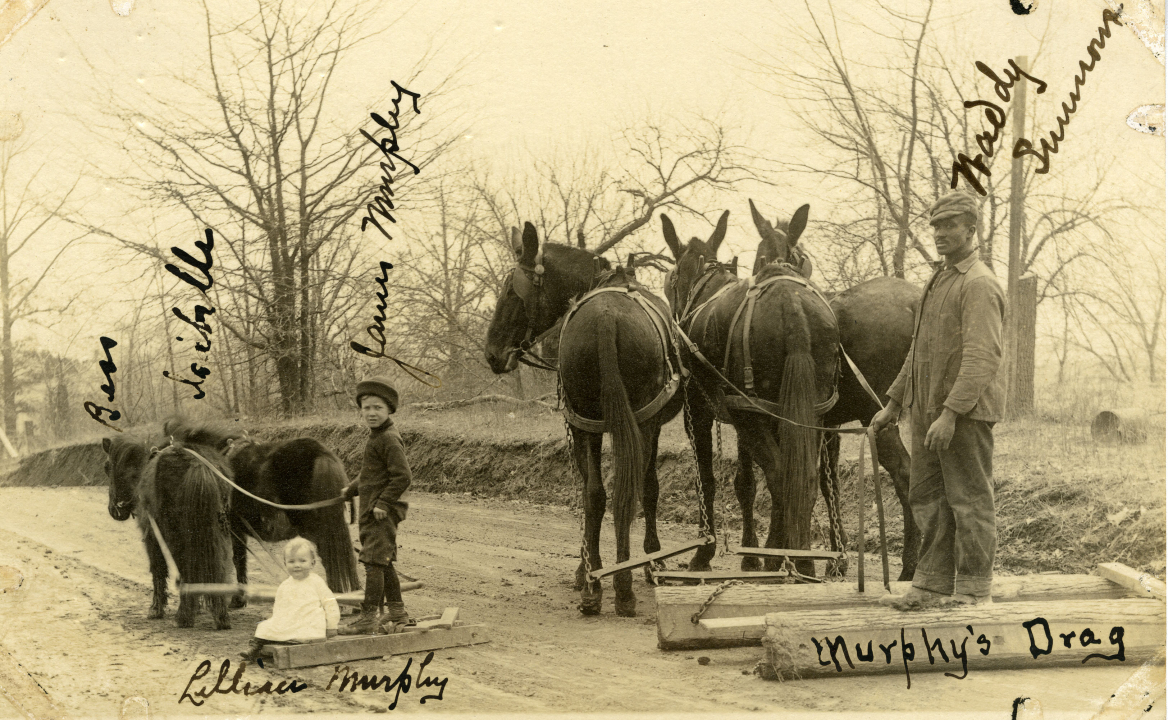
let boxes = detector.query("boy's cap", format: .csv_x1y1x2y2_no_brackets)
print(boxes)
356,377,399,413
929,190,980,225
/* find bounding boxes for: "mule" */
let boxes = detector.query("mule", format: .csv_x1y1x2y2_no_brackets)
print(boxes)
662,207,840,576
751,208,921,579
485,223,685,616
105,427,235,628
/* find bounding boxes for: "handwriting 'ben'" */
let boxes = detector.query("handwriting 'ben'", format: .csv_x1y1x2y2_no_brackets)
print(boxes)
874,190,1007,610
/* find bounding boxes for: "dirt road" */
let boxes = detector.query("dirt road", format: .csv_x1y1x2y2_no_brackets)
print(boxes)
0,486,1148,717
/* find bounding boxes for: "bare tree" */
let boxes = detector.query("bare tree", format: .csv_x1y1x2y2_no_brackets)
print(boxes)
82,0,460,414
0,136,85,437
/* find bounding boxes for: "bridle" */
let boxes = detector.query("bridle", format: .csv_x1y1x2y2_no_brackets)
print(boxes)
507,245,561,372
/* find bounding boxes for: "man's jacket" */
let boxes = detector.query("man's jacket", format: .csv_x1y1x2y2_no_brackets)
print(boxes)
886,251,1007,424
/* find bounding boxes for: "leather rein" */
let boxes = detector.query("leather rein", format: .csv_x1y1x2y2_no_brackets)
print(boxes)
672,259,885,435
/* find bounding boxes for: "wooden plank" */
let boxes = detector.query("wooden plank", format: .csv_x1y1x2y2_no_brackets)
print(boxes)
760,599,1164,681
587,537,713,581
180,581,423,605
734,547,844,561
656,574,1146,650
435,607,460,629
1098,563,1167,601
271,624,490,670
652,570,791,584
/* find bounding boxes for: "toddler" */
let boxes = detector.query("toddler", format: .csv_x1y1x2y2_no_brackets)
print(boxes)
240,537,340,661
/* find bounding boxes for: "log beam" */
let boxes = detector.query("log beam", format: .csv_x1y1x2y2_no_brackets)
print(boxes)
657,575,1143,650
760,600,1163,681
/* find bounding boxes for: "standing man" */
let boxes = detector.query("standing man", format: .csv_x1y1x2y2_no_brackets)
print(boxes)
872,190,1007,609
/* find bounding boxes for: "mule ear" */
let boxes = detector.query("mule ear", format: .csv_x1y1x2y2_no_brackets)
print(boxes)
102,437,111,453
708,210,729,257
749,199,775,240
510,226,523,258
660,214,682,259
520,222,540,265
787,204,810,247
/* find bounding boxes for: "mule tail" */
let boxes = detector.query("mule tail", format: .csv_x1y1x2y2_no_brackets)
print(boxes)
598,308,644,533
775,301,823,553
169,449,233,587
307,452,361,592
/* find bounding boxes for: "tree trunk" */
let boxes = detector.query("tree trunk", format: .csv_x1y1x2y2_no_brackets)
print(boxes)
1,248,14,439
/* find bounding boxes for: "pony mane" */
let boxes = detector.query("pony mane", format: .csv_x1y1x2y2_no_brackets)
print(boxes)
162,417,243,450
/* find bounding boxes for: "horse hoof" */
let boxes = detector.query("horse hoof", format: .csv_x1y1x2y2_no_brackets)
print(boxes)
176,617,194,628
215,620,232,630
229,597,248,609
615,599,637,617
578,600,602,616
740,555,762,572
687,559,712,572
897,569,914,582
148,607,164,620
574,563,588,592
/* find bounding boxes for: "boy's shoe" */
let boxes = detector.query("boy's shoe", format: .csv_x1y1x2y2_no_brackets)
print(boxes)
338,608,382,635
378,602,413,634
239,637,266,661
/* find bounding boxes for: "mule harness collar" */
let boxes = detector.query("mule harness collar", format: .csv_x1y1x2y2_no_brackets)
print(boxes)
673,261,886,434
557,280,686,433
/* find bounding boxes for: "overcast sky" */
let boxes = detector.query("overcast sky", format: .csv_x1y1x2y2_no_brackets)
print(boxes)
0,0,1163,357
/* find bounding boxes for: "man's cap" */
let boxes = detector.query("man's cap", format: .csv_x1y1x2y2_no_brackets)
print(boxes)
355,377,399,413
929,190,980,224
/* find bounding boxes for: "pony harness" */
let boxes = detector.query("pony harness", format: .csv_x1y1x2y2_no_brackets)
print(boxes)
558,280,685,433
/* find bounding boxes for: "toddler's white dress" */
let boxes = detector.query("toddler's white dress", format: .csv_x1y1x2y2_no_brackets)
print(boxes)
255,573,340,642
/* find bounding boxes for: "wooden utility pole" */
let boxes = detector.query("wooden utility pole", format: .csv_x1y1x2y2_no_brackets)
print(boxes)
1006,56,1036,417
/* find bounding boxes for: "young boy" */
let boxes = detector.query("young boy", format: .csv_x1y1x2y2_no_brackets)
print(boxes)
338,377,413,634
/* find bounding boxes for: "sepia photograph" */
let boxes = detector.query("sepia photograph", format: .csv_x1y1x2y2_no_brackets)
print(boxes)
0,0,1164,717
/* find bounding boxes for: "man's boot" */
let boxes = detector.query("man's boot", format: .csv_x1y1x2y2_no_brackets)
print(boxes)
378,602,412,634
339,605,381,635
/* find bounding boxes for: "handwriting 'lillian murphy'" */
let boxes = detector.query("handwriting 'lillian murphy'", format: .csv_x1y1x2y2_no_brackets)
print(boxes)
951,7,1122,195
179,653,448,711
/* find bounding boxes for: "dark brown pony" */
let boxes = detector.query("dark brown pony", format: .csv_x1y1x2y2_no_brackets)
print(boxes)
485,223,684,616
105,423,360,615
751,207,921,579
104,427,235,628
662,208,839,576
226,436,360,593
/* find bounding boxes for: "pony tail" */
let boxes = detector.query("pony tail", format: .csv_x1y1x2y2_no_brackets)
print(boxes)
307,452,361,592
775,299,819,552
598,308,644,533
170,447,234,588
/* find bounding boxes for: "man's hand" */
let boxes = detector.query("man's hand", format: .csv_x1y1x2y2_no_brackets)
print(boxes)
870,400,901,433
372,506,388,521
925,408,958,451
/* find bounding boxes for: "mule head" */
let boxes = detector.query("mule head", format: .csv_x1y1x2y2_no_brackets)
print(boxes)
484,221,608,373
660,210,730,315
749,200,812,278
104,436,142,521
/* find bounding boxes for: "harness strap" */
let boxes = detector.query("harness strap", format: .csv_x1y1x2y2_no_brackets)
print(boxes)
182,447,345,511
559,284,683,433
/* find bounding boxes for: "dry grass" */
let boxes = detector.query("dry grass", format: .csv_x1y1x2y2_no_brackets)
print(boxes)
8,383,1164,579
